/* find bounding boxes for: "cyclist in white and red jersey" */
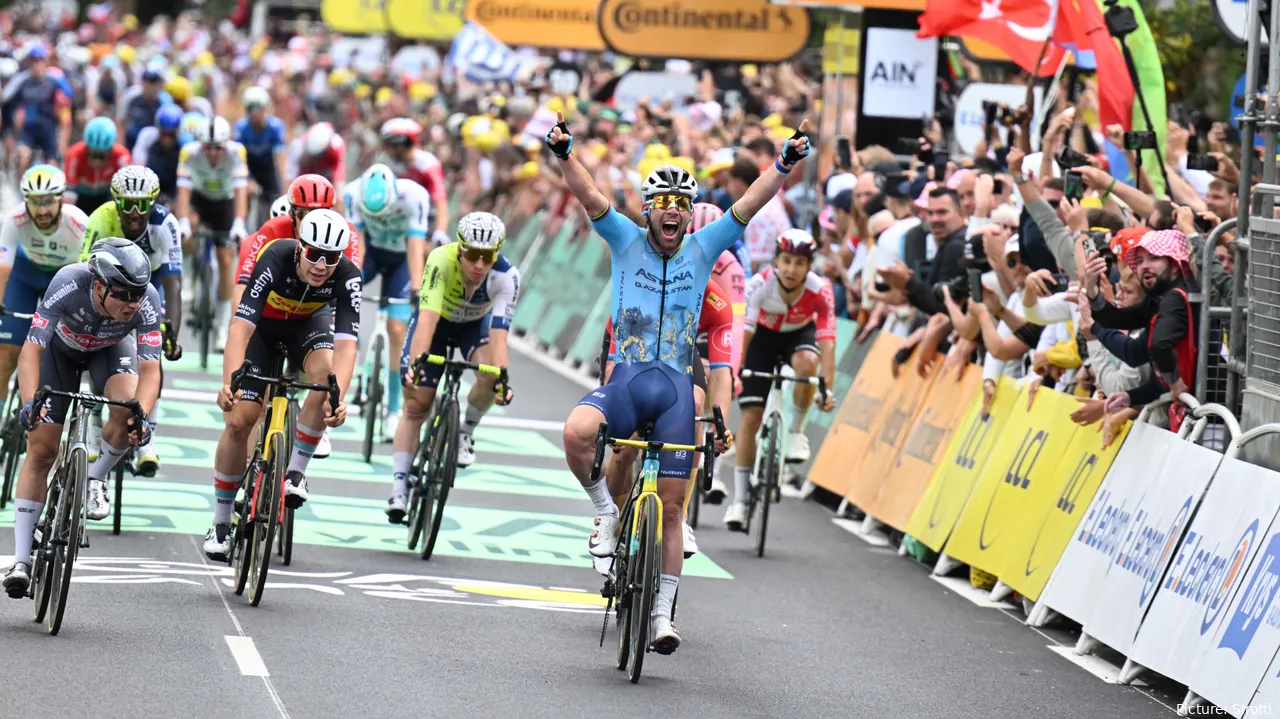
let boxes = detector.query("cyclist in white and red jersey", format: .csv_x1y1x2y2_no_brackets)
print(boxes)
724,229,836,531
379,118,449,246
285,122,346,205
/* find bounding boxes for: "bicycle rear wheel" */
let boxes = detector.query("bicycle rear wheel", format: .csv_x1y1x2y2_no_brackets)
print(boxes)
48,447,87,635
362,335,385,464
756,413,781,559
32,495,57,623
248,433,284,606
420,397,457,561
405,404,435,550
628,494,661,684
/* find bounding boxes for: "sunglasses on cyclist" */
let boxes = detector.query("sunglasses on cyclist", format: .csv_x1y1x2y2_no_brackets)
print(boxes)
108,286,147,303
461,247,498,265
116,197,153,215
87,151,111,163
26,195,59,210
202,143,224,154
301,244,343,266
649,195,692,211
289,206,312,222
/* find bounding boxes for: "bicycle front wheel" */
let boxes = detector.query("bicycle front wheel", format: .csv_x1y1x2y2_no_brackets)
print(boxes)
362,334,385,464
405,404,436,550
248,433,284,606
756,413,782,559
628,493,661,684
197,250,214,371
32,497,57,623
48,447,87,635
420,397,457,561
111,458,124,535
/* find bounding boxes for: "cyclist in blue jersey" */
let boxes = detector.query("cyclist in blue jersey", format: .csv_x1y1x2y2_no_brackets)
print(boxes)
132,105,187,203
233,86,287,205
116,69,170,152
1,46,72,179
551,111,811,654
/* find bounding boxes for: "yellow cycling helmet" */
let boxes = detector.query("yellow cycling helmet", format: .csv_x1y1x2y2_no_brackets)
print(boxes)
166,76,191,102
116,44,136,64
374,87,394,107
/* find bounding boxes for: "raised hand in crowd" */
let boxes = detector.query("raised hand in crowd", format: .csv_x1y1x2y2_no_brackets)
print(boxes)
1103,390,1131,413
915,312,953,379
1025,375,1043,409
1071,395,1106,426
1077,292,1096,339
941,284,977,341
1062,197,1089,233
1102,408,1137,449
1208,152,1240,185
1081,253,1110,299
877,260,913,292
1006,145,1025,178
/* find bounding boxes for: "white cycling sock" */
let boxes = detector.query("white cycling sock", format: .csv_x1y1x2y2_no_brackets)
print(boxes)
13,499,43,565
734,465,752,504
216,300,232,330
790,399,811,434
463,402,487,435
288,423,324,474
392,451,412,495
585,477,617,516
89,441,129,481
654,574,680,620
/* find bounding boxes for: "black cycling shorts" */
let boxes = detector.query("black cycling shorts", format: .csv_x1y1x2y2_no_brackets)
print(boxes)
38,337,138,424
238,313,334,403
738,324,819,409
192,194,237,246
691,351,707,393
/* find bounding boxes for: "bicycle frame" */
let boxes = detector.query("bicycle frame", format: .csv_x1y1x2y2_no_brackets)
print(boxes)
610,438,702,551
251,387,292,524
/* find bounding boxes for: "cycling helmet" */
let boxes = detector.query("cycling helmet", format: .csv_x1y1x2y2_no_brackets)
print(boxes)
641,165,698,201
380,117,422,146
20,165,66,198
456,212,506,251
690,203,724,232
303,123,334,156
288,174,336,210
193,115,231,144
165,76,191,103
357,164,398,218
776,229,818,259
111,166,161,201
88,237,152,290
243,85,270,110
270,194,291,219
84,116,117,152
296,208,351,252
155,104,184,132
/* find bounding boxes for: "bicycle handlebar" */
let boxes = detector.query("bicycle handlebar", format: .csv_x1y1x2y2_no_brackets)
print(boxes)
695,405,729,446
230,360,340,411
740,369,828,397
412,352,507,385
31,385,147,433
0,304,35,320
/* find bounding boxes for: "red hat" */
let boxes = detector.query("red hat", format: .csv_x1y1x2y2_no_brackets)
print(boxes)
1110,226,1148,260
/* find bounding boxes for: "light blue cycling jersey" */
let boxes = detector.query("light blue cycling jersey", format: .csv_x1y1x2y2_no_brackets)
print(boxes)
345,177,431,253
591,205,747,375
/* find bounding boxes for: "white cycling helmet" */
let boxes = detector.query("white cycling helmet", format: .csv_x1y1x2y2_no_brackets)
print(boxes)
304,123,335,156
193,115,232,144
456,212,506,251
243,85,271,110
641,165,698,202
270,194,291,219
296,208,351,252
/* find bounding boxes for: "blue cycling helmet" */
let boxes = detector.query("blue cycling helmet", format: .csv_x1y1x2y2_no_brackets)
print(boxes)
155,104,183,132
84,117,116,152
358,163,398,218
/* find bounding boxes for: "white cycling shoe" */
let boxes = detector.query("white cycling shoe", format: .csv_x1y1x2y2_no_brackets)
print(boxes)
724,502,748,533
786,432,811,463
203,523,232,562
385,492,408,524
682,519,698,558
456,432,476,467
651,615,681,654
588,513,619,557
86,479,111,521
704,477,728,505
313,433,332,460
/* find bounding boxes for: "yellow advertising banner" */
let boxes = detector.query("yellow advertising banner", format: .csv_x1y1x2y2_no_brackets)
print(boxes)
999,419,1132,602
943,387,1081,576
822,26,860,75
386,0,467,41
465,0,605,51
869,364,983,532
807,334,900,498
844,354,939,513
598,0,810,63
322,0,388,34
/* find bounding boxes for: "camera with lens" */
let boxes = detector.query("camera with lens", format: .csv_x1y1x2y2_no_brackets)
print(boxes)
962,233,992,273
933,273,971,310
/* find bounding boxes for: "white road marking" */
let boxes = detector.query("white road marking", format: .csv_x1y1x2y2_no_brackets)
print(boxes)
1046,645,1147,686
225,636,270,677
929,575,1014,609
832,517,890,546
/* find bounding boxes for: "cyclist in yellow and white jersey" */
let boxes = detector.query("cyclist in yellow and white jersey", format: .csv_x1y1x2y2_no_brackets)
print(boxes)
174,115,249,348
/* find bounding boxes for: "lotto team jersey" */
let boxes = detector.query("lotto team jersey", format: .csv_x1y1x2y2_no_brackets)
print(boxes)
590,206,747,374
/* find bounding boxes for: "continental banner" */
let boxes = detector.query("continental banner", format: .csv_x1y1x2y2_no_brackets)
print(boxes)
597,0,810,63
465,0,605,50
844,353,939,514
385,0,467,41
943,386,1081,576
868,362,982,532
904,375,1017,552
807,334,900,498
999,419,1131,602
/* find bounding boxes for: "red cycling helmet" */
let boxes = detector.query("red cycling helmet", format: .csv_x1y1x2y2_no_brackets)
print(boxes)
776,228,818,259
288,174,336,210
690,203,724,232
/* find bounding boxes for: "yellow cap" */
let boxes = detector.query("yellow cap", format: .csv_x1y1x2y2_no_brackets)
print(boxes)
643,143,671,160
762,113,783,129
590,143,609,158
328,68,353,88
1080,196,1104,210
249,44,264,62
515,161,540,180
670,156,696,176
409,81,436,102
769,125,795,141
374,87,394,106
545,97,565,115
353,84,371,99
122,14,138,30
742,64,757,79
196,52,215,68
165,76,191,102
116,44,136,64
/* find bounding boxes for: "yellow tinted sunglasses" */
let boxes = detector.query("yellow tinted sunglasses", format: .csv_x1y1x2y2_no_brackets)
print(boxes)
649,195,692,211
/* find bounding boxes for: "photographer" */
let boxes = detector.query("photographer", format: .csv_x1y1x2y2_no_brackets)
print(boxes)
878,188,971,316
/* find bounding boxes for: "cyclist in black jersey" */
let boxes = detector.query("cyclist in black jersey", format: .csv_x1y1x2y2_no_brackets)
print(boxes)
202,208,359,561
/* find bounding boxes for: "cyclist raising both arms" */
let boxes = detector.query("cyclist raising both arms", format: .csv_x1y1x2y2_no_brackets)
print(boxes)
203,210,357,561
3,239,160,597
725,229,837,532
553,111,812,653
386,212,518,522
0,166,89,405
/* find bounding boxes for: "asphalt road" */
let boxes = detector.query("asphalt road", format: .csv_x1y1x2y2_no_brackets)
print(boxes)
0,310,1193,718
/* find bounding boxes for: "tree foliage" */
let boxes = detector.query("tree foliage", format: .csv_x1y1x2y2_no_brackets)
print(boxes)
1137,0,1247,117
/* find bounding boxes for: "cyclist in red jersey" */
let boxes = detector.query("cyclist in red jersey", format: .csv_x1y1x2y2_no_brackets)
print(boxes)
285,123,347,205
600,278,736,558
379,118,449,246
64,117,131,214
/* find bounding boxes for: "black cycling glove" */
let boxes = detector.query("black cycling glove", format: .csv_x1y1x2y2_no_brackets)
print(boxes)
780,127,812,166
545,121,573,159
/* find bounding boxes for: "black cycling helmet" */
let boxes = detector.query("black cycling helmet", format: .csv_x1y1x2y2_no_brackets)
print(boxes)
88,237,152,290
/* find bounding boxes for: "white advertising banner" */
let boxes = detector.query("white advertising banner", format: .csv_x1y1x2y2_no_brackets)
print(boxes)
953,83,1044,157
611,72,699,112
1080,438,1221,655
1036,422,1178,626
861,27,937,120
1187,495,1280,716
1128,457,1280,692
